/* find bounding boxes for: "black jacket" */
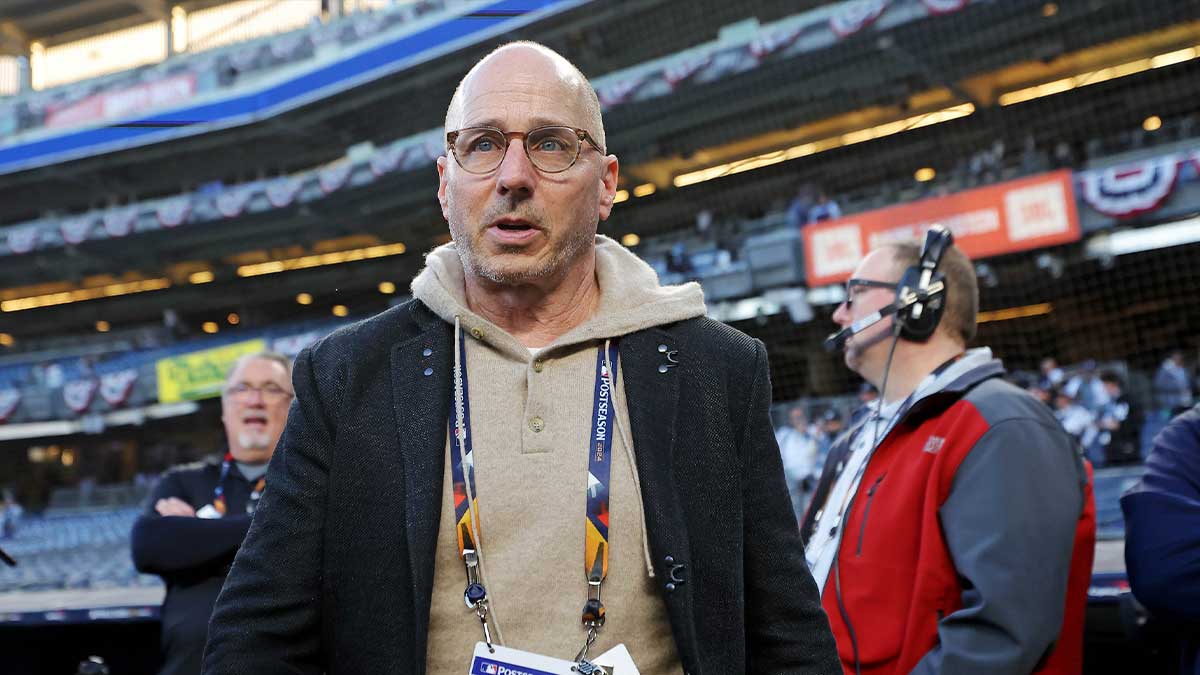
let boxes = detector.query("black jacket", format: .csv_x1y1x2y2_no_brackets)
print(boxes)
132,457,254,675
202,300,839,674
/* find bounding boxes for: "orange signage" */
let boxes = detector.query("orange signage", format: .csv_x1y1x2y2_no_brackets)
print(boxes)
803,169,1081,286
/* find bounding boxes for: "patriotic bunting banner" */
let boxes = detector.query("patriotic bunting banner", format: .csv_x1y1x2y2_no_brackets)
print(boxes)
1078,155,1181,219
60,216,94,246
749,24,807,60
664,55,712,89
831,0,892,38
0,388,20,423
6,226,39,254
921,0,968,14
216,187,253,219
369,144,408,176
318,163,352,194
64,379,99,414
265,176,303,208
103,207,138,237
100,369,139,407
157,196,192,228
597,77,647,108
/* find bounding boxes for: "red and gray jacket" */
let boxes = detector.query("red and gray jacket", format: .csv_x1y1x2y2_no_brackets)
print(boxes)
801,354,1096,675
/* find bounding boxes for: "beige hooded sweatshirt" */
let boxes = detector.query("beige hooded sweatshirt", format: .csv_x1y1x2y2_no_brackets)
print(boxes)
412,235,706,675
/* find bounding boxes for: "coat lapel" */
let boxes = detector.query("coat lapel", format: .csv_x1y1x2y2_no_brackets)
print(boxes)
390,304,453,673
621,326,701,671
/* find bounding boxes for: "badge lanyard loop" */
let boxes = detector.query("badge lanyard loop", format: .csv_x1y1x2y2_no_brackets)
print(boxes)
577,342,618,664
450,327,494,651
450,330,620,664
212,452,266,517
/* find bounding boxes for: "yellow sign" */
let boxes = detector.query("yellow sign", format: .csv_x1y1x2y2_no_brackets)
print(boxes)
155,339,267,403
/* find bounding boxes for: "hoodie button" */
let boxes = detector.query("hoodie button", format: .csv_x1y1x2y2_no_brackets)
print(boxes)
532,360,544,373
529,417,545,433
470,328,484,340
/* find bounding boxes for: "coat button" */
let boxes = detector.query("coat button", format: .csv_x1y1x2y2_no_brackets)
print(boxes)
532,360,544,373
529,417,545,433
665,582,676,592
658,364,670,373
664,555,674,564
470,328,484,339
423,367,433,376
422,348,433,357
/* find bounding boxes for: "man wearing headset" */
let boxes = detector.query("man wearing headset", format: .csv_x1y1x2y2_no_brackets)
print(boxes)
802,231,1096,675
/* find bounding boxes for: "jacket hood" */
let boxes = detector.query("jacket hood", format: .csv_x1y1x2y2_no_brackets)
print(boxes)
411,235,706,354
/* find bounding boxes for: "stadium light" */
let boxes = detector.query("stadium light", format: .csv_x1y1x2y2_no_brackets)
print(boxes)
633,183,657,198
0,333,13,347
1143,115,1162,131
236,242,407,277
673,104,975,188
999,45,1200,106
296,293,313,305
202,321,219,334
332,305,349,317
227,313,240,325
189,270,215,284
378,281,396,294
621,233,641,247
613,189,630,204
977,303,1053,324
1087,217,1200,257
95,320,110,332
1,278,171,312
915,167,936,182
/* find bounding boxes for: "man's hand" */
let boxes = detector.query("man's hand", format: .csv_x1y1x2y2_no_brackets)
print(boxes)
155,498,197,517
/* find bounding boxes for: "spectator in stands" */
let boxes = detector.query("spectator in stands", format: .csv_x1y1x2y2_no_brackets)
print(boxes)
806,189,842,224
803,236,1095,675
786,181,818,229
1154,349,1193,416
1122,403,1200,675
0,488,23,539
1053,387,1096,447
848,382,878,427
202,42,839,675
775,405,820,520
1065,360,1110,413
131,352,292,675
1090,371,1142,466
1039,356,1065,390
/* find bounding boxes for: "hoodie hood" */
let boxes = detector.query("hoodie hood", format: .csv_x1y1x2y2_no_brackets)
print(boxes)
411,235,706,354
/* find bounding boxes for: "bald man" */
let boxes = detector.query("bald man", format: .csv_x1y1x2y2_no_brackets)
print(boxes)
202,42,839,675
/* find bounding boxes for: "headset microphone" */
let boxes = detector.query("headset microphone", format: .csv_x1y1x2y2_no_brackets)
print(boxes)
823,303,899,352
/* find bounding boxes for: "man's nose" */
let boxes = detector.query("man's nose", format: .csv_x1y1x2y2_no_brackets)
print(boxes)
495,141,537,197
832,300,851,325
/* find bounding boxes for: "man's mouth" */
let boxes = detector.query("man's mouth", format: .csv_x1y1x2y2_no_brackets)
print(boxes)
487,218,540,243
242,414,268,428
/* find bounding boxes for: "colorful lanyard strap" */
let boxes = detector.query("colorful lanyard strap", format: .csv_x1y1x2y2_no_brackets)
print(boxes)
449,331,619,665
212,451,267,517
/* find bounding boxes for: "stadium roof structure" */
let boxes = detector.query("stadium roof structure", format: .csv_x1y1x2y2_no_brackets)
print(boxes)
0,0,237,54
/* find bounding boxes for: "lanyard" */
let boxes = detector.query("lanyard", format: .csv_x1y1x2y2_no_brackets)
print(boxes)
449,330,620,663
212,451,266,517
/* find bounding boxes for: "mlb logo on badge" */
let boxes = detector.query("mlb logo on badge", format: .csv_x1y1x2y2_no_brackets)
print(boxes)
483,664,499,674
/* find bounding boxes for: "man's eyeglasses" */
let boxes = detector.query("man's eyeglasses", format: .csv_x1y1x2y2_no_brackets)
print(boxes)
844,278,897,309
446,125,604,174
224,382,293,402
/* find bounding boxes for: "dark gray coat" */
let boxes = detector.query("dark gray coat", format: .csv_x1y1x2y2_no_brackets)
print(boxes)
202,300,839,675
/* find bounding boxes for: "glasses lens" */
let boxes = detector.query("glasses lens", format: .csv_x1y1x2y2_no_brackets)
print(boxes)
525,127,580,172
453,128,507,173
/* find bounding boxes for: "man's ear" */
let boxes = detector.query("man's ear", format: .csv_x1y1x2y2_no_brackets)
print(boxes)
436,156,450,221
597,155,620,221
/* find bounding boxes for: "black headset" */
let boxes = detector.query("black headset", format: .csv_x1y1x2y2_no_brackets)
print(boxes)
893,224,954,342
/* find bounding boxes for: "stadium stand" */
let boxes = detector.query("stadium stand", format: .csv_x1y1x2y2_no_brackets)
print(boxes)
1,0,1198,672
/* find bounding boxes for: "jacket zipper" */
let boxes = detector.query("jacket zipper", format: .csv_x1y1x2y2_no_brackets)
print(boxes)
855,473,886,556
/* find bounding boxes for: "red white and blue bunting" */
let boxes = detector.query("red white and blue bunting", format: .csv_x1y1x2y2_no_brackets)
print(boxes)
216,187,253,219
64,379,99,414
749,24,806,61
920,0,968,14
665,55,713,89
99,369,139,407
265,176,303,208
369,144,408,177
103,207,138,237
1078,154,1181,219
6,226,39,255
0,388,20,423
157,196,192,228
831,0,892,38
60,216,94,246
318,162,352,194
